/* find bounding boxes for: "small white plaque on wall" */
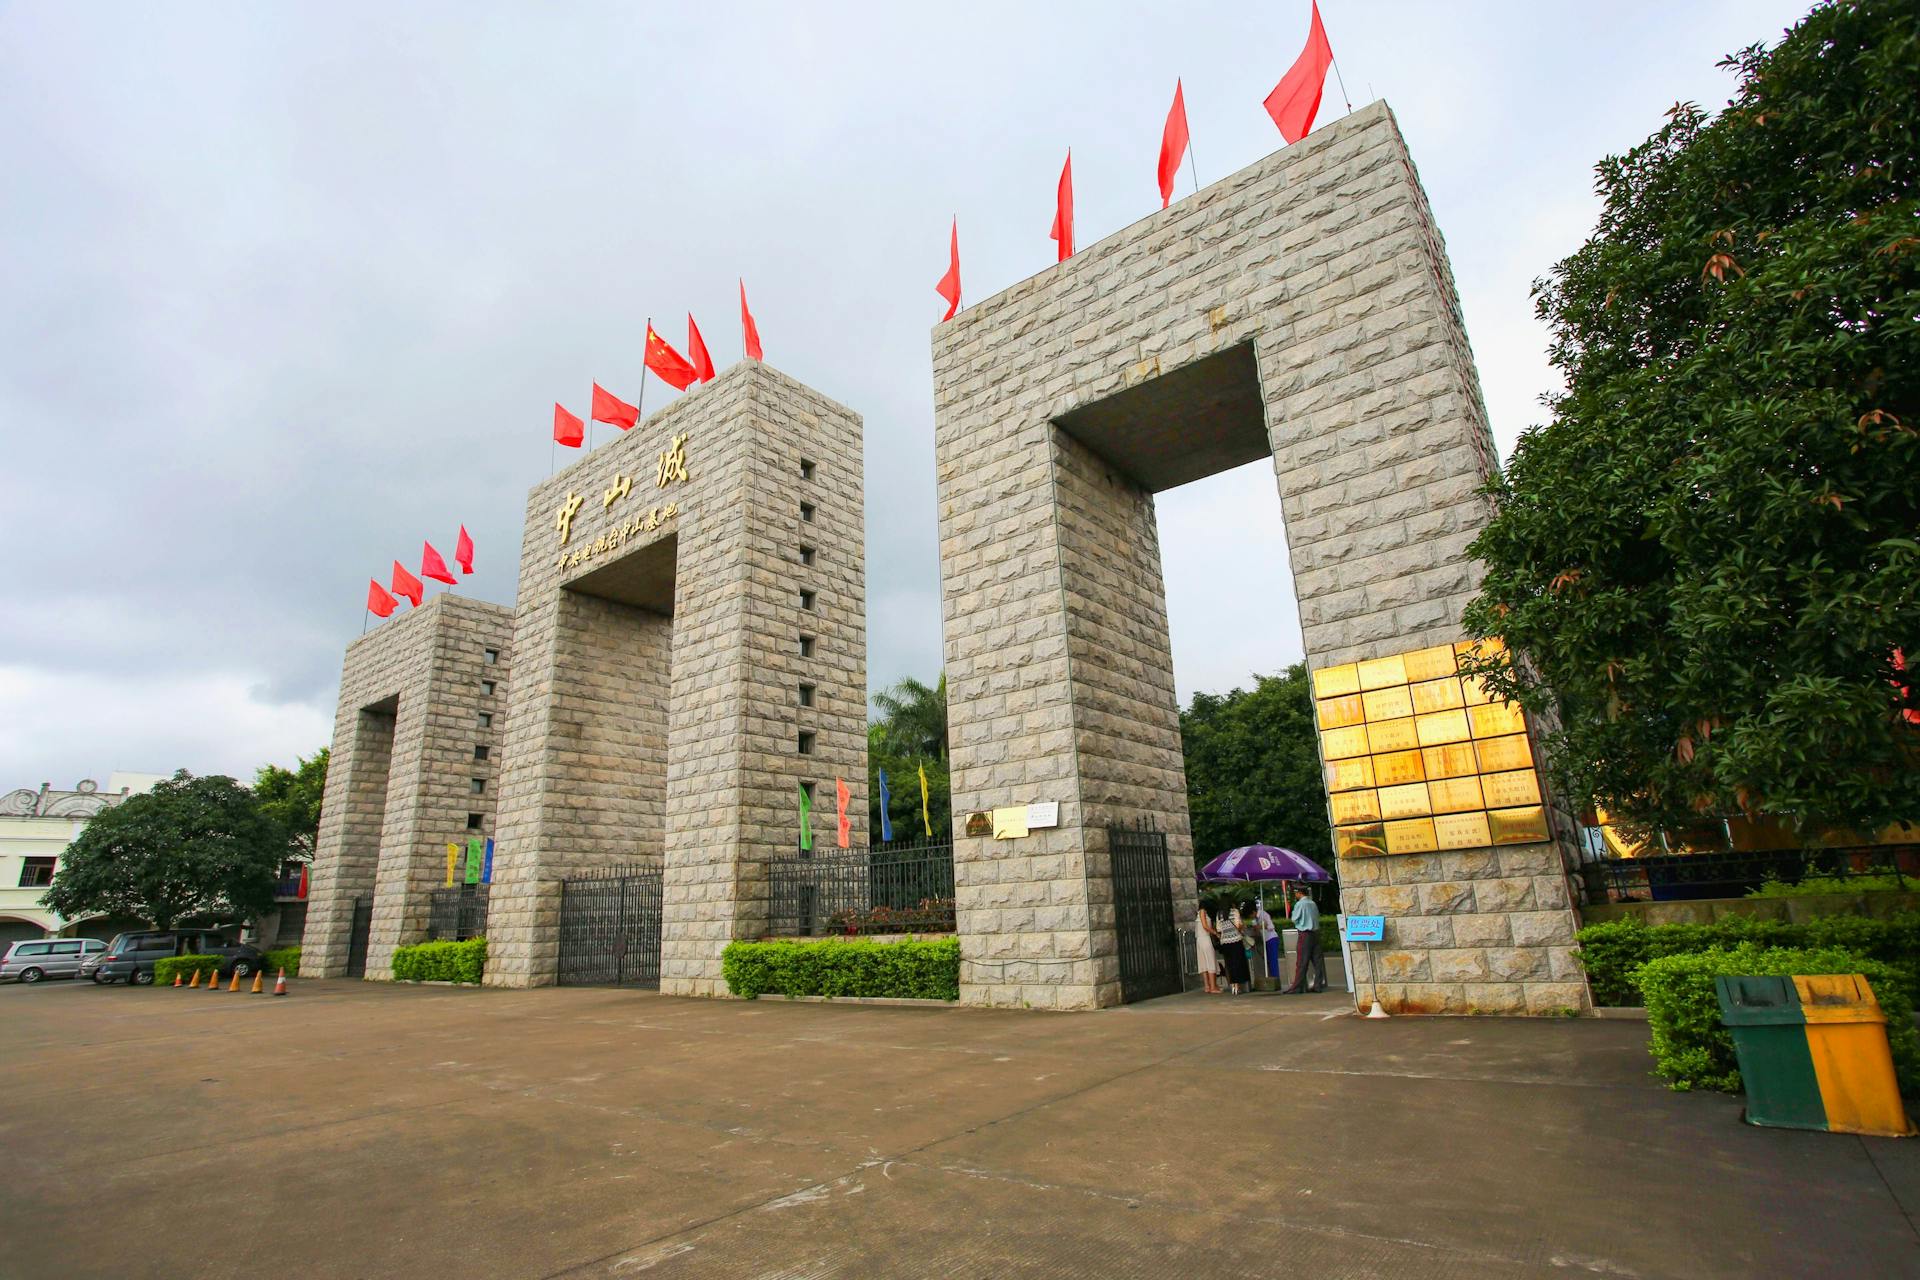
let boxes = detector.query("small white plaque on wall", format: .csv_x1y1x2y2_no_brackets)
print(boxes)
1025,801,1059,829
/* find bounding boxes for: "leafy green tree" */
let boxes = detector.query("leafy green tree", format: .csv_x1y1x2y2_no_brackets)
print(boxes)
1180,664,1330,872
1464,0,1920,835
45,771,285,929
254,748,328,860
868,675,951,841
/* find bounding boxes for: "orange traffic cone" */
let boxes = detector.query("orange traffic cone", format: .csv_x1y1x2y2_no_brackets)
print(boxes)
173,972,183,988
207,969,219,993
272,968,287,996
188,969,200,988
250,971,264,994
227,970,240,992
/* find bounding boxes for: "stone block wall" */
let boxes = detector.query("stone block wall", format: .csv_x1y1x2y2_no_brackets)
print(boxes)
306,594,513,979
932,100,1589,1012
485,360,865,992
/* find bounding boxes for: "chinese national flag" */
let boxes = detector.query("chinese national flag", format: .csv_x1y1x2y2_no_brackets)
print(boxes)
421,540,457,586
1264,0,1334,144
1049,150,1073,261
367,578,398,618
454,524,474,574
553,402,584,448
591,382,638,429
739,280,763,361
935,219,961,321
391,560,424,608
644,323,699,391
1158,79,1190,209
688,313,715,383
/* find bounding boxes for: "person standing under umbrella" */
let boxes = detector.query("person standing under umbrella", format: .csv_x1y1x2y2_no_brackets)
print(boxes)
1283,885,1327,993
1194,903,1221,995
1216,904,1250,994
1256,896,1281,986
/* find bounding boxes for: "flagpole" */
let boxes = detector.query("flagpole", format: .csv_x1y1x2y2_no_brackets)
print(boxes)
636,316,651,427
1323,3,1354,115
362,606,370,636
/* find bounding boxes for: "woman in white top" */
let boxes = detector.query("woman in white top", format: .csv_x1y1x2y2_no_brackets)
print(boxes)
1195,906,1220,994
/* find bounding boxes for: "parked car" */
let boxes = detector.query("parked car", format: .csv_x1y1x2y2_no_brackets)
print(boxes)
79,930,266,986
2,938,107,983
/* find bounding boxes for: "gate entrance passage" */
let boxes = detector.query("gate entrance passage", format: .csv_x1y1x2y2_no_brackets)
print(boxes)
1110,824,1181,1004
931,101,1590,1014
557,868,663,988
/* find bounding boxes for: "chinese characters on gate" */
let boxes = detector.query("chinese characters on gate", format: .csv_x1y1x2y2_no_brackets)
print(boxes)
552,431,690,569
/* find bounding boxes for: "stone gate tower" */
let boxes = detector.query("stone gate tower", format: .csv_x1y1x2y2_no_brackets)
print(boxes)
931,101,1590,1014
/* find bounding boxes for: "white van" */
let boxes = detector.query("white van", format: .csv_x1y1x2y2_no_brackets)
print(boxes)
1,938,107,982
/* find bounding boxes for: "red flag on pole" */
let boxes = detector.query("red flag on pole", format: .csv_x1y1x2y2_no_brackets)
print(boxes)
1158,79,1190,209
421,540,457,586
553,402,584,448
1264,0,1334,143
739,280,763,361
935,219,962,321
835,776,851,849
367,578,398,618
688,314,715,383
391,560,424,608
454,524,474,575
1048,150,1074,261
645,323,699,391
591,382,638,429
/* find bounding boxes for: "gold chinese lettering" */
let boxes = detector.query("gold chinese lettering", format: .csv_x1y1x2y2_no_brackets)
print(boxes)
554,491,584,545
602,472,633,509
657,432,689,487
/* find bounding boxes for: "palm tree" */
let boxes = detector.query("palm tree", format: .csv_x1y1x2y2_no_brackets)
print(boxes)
872,675,946,760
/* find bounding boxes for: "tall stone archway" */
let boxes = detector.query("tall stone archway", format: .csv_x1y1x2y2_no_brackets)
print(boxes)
932,102,1589,1014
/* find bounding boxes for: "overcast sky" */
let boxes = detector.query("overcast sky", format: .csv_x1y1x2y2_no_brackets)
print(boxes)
0,1,1815,787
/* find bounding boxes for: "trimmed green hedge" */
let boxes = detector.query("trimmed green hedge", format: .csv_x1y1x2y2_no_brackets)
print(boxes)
154,954,225,985
391,937,486,984
263,945,300,977
722,937,960,1000
1748,873,1911,898
1576,914,1920,1007
1636,944,1919,1095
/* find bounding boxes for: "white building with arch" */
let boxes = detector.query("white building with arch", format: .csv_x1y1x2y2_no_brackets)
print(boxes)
0,774,162,946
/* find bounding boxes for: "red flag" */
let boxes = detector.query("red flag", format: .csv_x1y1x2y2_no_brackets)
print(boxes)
454,524,474,575
591,382,638,429
297,866,309,898
645,323,699,391
367,578,398,618
1048,150,1074,261
739,280,763,361
835,776,851,849
391,560,423,608
421,540,457,586
553,402,584,448
1158,79,1190,209
688,314,715,383
1264,0,1334,144
935,219,962,321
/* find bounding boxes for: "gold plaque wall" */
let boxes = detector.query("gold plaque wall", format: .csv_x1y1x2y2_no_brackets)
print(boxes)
1314,639,1550,857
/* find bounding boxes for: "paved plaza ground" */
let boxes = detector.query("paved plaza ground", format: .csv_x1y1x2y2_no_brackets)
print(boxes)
2,979,1915,1278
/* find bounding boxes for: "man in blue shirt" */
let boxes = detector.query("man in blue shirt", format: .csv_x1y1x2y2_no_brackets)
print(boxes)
1283,885,1326,994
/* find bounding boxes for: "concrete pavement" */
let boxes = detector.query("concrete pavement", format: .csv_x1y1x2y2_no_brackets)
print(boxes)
1,979,1913,1278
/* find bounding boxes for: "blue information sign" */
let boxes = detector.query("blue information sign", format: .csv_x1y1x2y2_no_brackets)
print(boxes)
1344,915,1385,943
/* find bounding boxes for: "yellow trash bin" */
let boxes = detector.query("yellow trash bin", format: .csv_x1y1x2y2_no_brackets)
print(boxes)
1791,975,1916,1138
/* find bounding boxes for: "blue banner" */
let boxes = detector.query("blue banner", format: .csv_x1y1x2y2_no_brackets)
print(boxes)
482,838,494,884
878,769,893,843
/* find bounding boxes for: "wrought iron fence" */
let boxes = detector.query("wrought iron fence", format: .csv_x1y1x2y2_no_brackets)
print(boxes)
768,840,956,936
557,866,663,987
1109,820,1182,1003
1581,846,1913,905
426,884,490,941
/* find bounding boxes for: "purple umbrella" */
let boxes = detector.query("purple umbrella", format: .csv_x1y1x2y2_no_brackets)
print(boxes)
1198,845,1330,883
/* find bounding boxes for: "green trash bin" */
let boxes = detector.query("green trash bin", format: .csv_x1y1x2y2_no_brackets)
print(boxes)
1714,975,1826,1130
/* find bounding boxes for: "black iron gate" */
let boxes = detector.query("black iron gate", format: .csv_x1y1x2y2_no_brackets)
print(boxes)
427,884,489,941
1109,822,1182,1003
346,897,372,978
557,868,663,988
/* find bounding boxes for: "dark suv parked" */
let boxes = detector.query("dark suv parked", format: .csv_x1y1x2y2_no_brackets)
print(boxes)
79,930,266,986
